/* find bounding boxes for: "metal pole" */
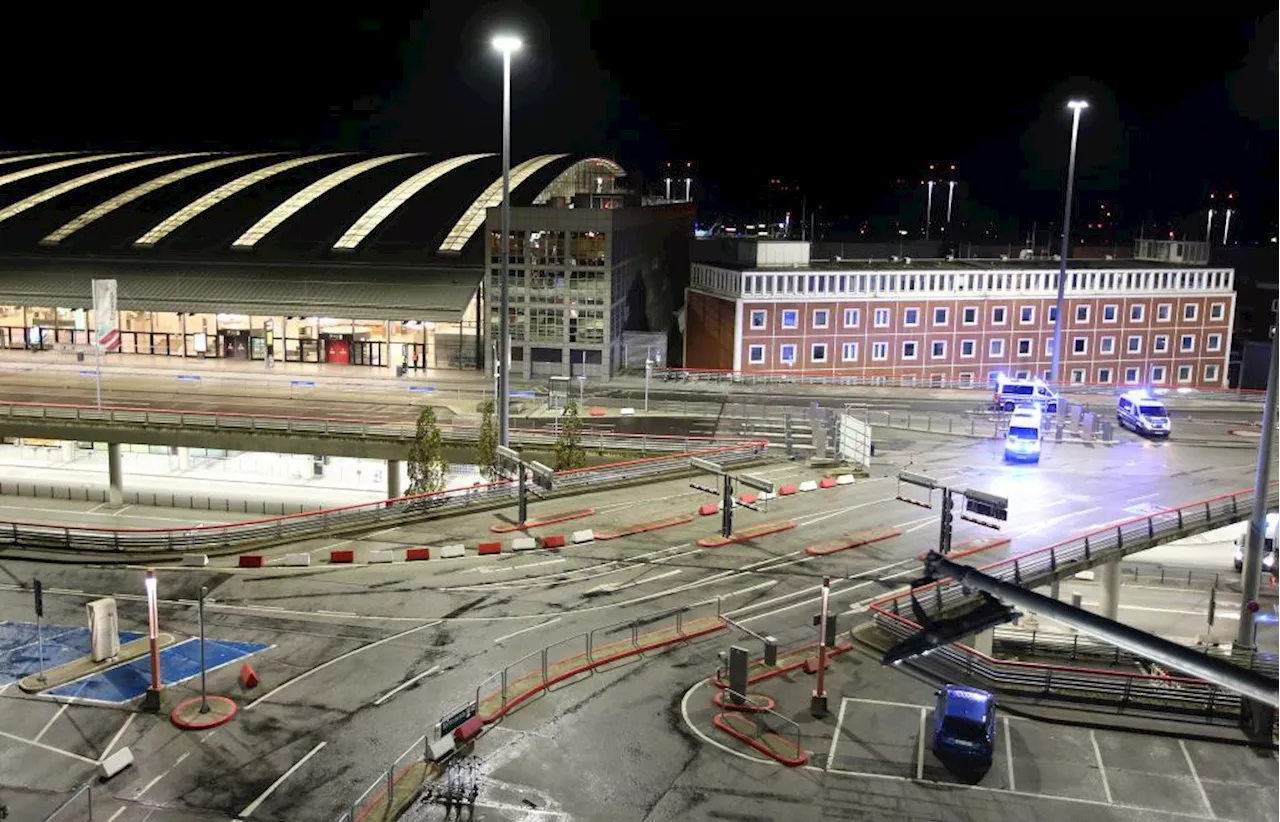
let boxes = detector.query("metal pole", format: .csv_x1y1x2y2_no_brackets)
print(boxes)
36,612,45,683
94,343,102,409
1050,102,1086,386
517,462,528,527
497,48,513,447
721,474,733,539
143,568,162,712
644,358,651,412
198,585,208,713
812,576,830,717
1237,332,1278,649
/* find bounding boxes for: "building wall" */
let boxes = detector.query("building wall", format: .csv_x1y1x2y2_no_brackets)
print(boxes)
683,289,736,371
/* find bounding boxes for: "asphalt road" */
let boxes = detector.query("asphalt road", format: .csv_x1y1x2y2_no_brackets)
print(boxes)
0,421,1272,820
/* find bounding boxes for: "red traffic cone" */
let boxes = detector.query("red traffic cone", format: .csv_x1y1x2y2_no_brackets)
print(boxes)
238,662,259,689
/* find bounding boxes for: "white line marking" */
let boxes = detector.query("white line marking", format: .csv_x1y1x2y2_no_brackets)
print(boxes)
1126,492,1160,503
0,730,97,764
246,621,439,709
316,610,357,617
494,618,561,644
373,665,441,706
679,679,772,765
903,518,937,535
32,703,68,743
85,502,109,515
106,808,126,822
589,568,683,594
236,741,327,818
1004,716,1015,791
111,505,134,516
799,496,896,528
827,698,848,772
100,713,135,762
1078,601,1241,620
1179,739,1215,818
916,707,926,779
1090,730,1113,804
134,751,189,799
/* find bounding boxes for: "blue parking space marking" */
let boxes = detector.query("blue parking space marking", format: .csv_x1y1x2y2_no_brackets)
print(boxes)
0,622,143,686
48,638,268,703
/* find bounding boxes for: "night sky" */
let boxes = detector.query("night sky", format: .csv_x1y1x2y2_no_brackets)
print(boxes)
3,3,1276,239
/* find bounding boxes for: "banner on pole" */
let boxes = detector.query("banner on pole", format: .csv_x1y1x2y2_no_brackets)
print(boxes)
92,278,119,352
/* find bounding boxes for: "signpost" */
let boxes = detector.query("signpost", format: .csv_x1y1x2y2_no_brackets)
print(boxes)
689,457,775,539
495,445,554,527
896,472,1007,554
91,279,119,408
440,702,478,736
33,578,45,684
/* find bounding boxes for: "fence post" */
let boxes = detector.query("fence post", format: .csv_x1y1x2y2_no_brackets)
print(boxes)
676,608,684,635
386,767,393,807
1121,676,1132,708
541,648,548,683
1083,535,1090,559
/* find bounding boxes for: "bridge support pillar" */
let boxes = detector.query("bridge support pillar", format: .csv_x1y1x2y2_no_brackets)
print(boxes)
61,440,75,462
970,628,994,656
1099,556,1121,620
387,459,402,500
177,446,191,471
107,442,124,507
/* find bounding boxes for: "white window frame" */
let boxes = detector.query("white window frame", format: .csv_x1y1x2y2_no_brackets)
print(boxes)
781,309,798,329
1209,302,1225,321
871,341,889,361
1153,335,1168,353
1075,304,1090,324
780,343,797,364
1180,334,1195,353
931,340,947,359
960,339,976,359
843,307,860,328
1206,333,1222,352
812,309,829,329
1205,363,1220,382
1100,336,1115,354
811,342,828,363
1019,306,1035,325
1098,367,1112,384
991,306,1007,326
1070,368,1085,384
873,308,890,328
903,307,920,327
749,309,767,330
989,338,1005,357
1014,369,1031,380
1124,367,1140,384
748,344,765,364
841,341,859,362
1102,304,1118,323
902,340,918,360
1047,305,1058,324
932,307,949,326
1130,304,1145,322
1127,335,1142,354
1017,338,1032,357
1072,336,1088,355
1177,364,1193,383
1044,338,1055,356
1183,303,1198,321
962,306,978,326
1151,365,1167,384
1156,303,1172,322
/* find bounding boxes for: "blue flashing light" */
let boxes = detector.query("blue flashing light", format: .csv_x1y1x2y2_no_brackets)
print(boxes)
1122,389,1152,401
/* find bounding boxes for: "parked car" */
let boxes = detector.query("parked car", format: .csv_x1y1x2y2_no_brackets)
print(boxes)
932,684,997,766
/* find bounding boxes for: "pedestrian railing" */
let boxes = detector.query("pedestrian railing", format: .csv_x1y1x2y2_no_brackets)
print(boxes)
334,734,434,822
0,439,767,556
867,482,1280,716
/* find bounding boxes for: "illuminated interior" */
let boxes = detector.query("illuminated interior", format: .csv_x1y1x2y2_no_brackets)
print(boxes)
0,154,208,226
0,152,138,191
532,157,626,203
0,151,76,169
231,153,418,248
333,153,492,250
437,154,569,253
133,154,347,247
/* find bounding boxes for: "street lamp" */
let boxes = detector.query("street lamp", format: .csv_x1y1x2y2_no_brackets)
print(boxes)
1049,99,1088,387
644,353,653,412
142,569,162,712
898,229,908,257
492,33,522,448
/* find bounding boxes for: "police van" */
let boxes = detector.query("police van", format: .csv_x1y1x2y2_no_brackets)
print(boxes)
1004,407,1043,463
993,376,1059,413
1116,392,1172,437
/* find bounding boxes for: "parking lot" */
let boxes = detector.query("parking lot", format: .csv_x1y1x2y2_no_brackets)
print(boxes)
823,697,1278,821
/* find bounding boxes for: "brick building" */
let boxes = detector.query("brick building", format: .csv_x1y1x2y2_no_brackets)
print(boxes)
684,240,1235,389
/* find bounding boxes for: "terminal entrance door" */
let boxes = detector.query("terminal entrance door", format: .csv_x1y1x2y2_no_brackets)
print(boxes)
322,336,351,364
220,330,250,360
351,340,382,366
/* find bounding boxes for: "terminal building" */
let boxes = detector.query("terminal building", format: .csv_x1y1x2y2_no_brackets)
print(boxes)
0,150,684,376
685,239,1235,389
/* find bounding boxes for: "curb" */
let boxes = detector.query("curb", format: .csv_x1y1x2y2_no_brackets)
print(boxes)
712,712,809,766
170,695,237,730
805,526,901,557
711,641,855,689
698,520,796,548
489,508,595,533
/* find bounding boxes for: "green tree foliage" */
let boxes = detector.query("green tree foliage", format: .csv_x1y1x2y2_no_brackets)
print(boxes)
407,405,449,494
553,400,587,470
476,400,499,480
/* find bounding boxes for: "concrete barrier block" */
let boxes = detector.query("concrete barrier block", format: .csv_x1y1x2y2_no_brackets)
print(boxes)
405,548,431,561
439,543,466,559
512,537,538,552
428,734,456,762
739,493,758,505
541,534,567,549
759,491,777,501
283,553,311,567
778,484,799,496
238,555,265,568
698,502,720,516
572,529,595,544
368,549,394,564
836,474,855,485
477,541,502,555
1074,570,1096,581
818,477,838,489
798,480,820,492
619,407,636,416
181,554,208,567
329,549,354,563
99,746,134,780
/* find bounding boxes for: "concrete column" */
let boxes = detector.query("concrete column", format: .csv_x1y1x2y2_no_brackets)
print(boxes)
1099,556,1121,621
60,440,75,462
107,443,124,507
177,446,191,471
970,628,994,656
387,459,402,499
1049,579,1060,601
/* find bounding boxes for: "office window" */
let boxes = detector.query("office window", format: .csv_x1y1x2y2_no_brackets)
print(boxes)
1151,365,1167,383
933,307,949,326
961,339,975,358
1073,337,1087,354
1206,333,1221,352
843,308,860,328
1070,368,1085,384
1045,338,1055,356
962,306,978,325
1017,338,1031,356
1153,335,1168,353
957,372,974,387
1177,364,1193,383
989,338,1005,357
748,344,765,364
1014,370,1030,380
1183,303,1198,321
841,341,859,362
1156,303,1171,321
1205,363,1220,382
1124,367,1140,384
902,341,918,359
904,307,920,326
812,309,829,329
1075,305,1089,323
1102,304,1117,322
992,306,1007,325
1130,305,1145,322
1180,334,1195,352
811,342,827,363
1047,305,1058,323
1100,336,1115,354
874,308,890,327
781,309,798,329
1209,302,1225,321
780,343,797,364
1127,336,1142,354
931,340,946,359
750,310,767,329
1020,306,1034,324
1098,367,1112,384
871,341,888,360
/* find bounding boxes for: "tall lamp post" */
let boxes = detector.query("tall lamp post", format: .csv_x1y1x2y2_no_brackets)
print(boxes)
142,569,162,712
492,34,522,447
1049,99,1088,387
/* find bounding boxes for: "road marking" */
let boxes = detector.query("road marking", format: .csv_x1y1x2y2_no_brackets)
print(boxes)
1179,739,1215,818
902,518,937,535
916,707,926,779
1079,601,1241,620
732,555,922,624
100,713,135,763
106,808,126,822
85,502,110,515
1013,506,1101,537
1003,716,1015,791
827,698,847,772
32,703,68,743
0,730,97,764
134,751,189,799
1090,730,1113,804
111,505,134,516
246,621,440,709
494,618,560,644
1126,492,1161,503
797,496,896,528
316,610,357,617
373,665,441,706
236,741,327,818
589,569,683,594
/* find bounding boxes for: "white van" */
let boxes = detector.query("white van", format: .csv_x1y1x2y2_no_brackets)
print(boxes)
993,376,1059,413
1117,393,1171,437
1004,408,1043,463
1233,513,1278,572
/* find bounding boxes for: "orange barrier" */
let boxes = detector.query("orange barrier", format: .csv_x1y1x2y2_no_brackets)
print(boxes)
238,555,264,568
477,541,502,556
697,520,796,548
739,493,758,505
405,548,432,561
541,534,566,549
330,549,355,563
778,484,799,496
594,514,695,540
818,477,838,489
238,663,259,689
805,526,901,557
698,502,720,516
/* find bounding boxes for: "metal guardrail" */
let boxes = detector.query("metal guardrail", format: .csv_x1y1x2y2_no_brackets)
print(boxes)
0,440,768,556
868,482,1280,715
